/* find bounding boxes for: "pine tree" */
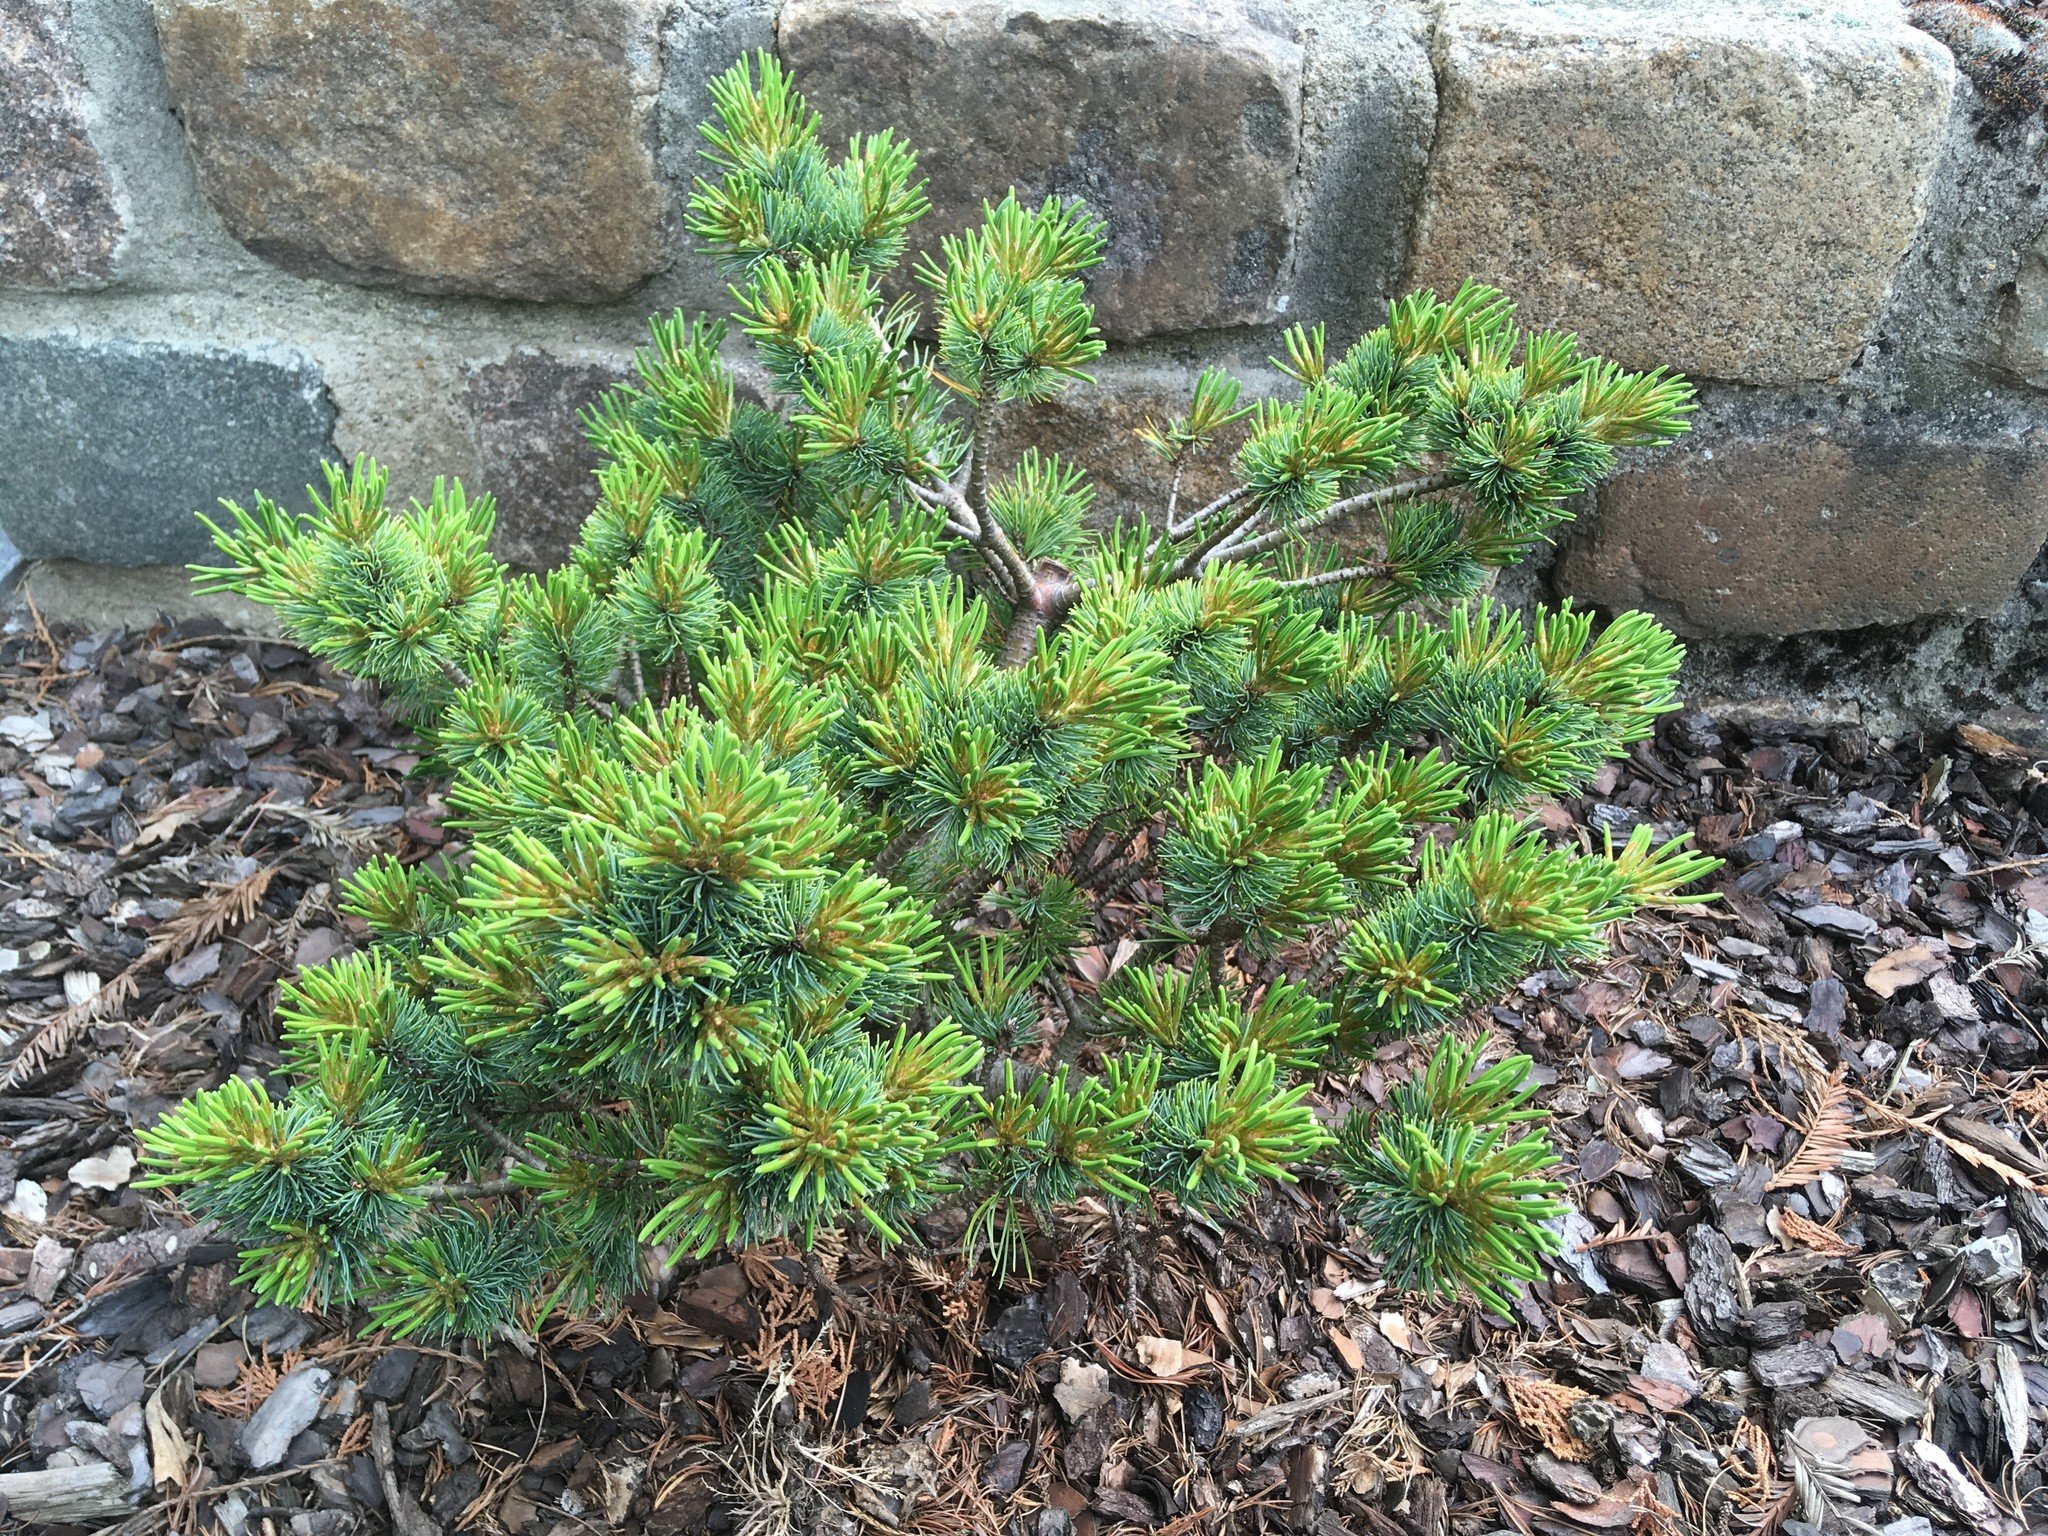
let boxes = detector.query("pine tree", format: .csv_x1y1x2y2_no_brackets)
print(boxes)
142,54,1715,1338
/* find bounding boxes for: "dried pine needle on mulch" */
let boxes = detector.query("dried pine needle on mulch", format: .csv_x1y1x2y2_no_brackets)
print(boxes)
2,612,2048,1535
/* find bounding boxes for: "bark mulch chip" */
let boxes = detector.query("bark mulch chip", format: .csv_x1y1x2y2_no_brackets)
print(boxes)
3,611,2047,1534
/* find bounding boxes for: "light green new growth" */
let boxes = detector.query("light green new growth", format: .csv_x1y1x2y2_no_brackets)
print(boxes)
146,54,1714,1338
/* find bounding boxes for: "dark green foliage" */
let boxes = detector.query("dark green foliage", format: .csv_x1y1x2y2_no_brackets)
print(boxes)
147,54,1716,1338
1332,1038,1569,1316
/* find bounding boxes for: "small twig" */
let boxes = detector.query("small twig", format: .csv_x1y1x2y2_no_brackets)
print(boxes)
873,823,926,878
1958,853,2048,878
804,1251,916,1331
413,1178,521,1201
372,1403,442,1536
1211,469,1460,568
1108,1201,1143,1326
1274,558,1395,593
438,657,475,692
1166,485,1247,542
460,1109,546,1171
1162,463,1186,530
90,1460,348,1536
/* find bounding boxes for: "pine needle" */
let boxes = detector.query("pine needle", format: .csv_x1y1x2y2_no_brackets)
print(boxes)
0,865,278,1088
1766,1067,1853,1191
1499,1372,1595,1461
1769,1206,1858,1258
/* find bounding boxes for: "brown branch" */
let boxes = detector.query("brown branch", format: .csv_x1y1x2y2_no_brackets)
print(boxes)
997,562,1082,667
910,475,1032,604
968,403,997,525
1202,925,1241,990
873,823,927,877
934,866,1002,921
1044,973,1094,1073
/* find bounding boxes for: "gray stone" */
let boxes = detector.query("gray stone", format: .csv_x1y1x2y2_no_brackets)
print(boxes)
780,0,1302,341
241,1364,330,1471
2001,221,2048,390
152,0,670,302
191,1342,244,1390
1556,396,2048,637
12,562,281,634
0,334,335,566
660,0,779,186
0,0,126,288
1408,0,1955,385
986,360,1277,534
462,348,631,570
1851,82,2048,401
1287,0,1436,342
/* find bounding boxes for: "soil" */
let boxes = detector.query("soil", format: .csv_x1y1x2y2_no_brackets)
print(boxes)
2,604,2047,1536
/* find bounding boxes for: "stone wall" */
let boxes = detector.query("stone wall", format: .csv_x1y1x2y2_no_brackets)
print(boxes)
2,0,2044,730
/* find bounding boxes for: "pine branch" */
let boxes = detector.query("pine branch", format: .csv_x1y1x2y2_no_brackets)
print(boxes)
873,823,927,877
462,1109,546,1171
1274,558,1394,593
1167,484,1247,542
414,1178,521,1201
968,403,998,525
1209,470,1458,569
1044,972,1094,1072
1171,499,1263,580
997,562,1081,667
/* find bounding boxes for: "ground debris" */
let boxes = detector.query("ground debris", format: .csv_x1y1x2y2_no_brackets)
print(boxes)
3,617,2047,1533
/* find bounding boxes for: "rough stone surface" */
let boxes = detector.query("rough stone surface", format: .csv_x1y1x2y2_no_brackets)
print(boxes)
1555,396,2048,637
1409,0,1955,384
661,0,779,184
988,360,1283,532
0,334,335,566
0,0,126,288
461,348,632,570
1287,0,1436,342
2001,221,2048,390
1678,530,2048,736
781,0,1302,341
151,0,670,302
1843,82,2048,402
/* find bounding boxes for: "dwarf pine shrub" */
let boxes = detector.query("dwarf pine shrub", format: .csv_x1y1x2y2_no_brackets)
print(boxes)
141,55,1715,1338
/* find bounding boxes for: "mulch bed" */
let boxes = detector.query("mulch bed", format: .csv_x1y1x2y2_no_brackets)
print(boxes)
2,604,2046,1536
